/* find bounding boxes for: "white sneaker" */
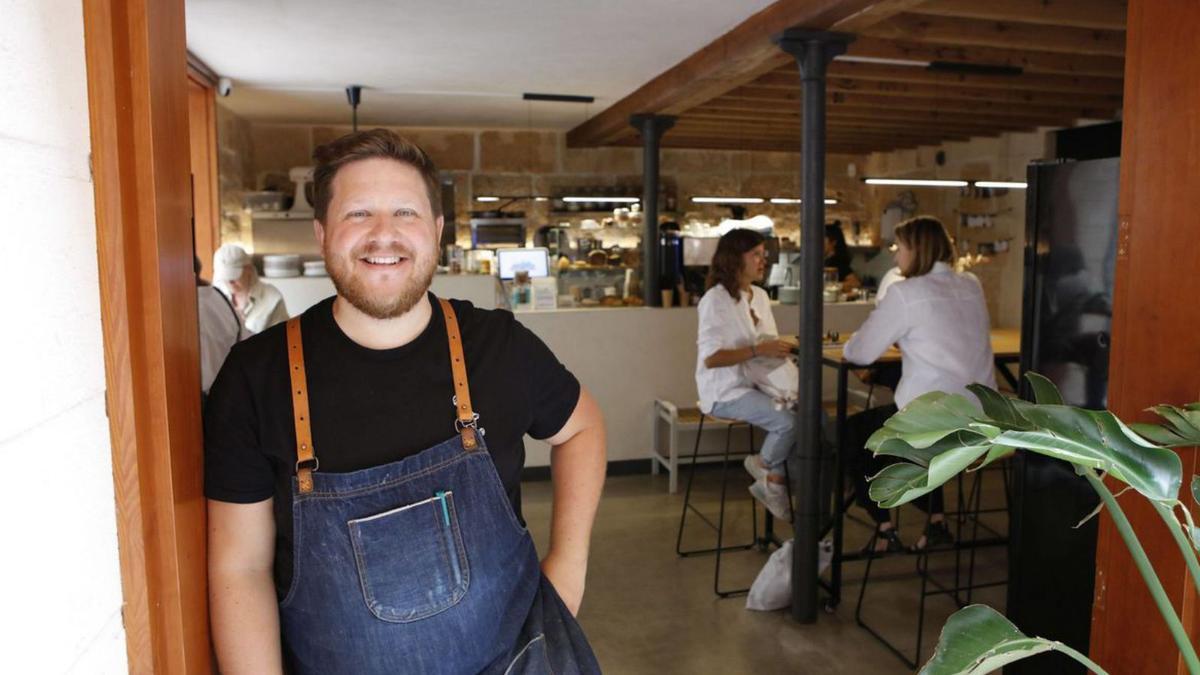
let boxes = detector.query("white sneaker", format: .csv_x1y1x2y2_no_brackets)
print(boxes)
749,478,792,522
743,454,768,482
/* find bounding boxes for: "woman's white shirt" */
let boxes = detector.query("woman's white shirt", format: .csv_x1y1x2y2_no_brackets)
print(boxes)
696,284,777,413
843,262,995,409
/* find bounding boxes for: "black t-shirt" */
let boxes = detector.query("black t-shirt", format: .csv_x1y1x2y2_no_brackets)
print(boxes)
203,294,581,595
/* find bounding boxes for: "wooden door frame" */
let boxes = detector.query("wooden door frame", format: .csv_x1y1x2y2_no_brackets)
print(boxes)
188,54,221,283
83,0,210,672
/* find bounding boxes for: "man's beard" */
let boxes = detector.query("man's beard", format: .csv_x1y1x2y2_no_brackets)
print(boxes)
324,242,437,320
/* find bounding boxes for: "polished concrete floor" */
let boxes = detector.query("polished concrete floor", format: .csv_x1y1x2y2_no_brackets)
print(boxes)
522,465,1008,674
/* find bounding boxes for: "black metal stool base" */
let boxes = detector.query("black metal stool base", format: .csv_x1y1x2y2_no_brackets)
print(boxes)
852,463,1011,668
675,412,795,598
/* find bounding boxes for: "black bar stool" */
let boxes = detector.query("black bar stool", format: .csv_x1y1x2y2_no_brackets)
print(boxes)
675,409,793,597
853,460,1012,669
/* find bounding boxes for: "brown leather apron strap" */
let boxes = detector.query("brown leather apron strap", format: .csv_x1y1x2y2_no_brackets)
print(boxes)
286,318,317,493
439,298,480,451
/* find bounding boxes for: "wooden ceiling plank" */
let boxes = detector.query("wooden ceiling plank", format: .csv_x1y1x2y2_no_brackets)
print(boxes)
683,110,1038,135
669,123,973,144
864,12,1126,57
746,73,1123,108
701,98,1073,127
842,36,1125,78
909,0,1128,32
723,87,1116,119
565,0,894,147
763,61,1124,96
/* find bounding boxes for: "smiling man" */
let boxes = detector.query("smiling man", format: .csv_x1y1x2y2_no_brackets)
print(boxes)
204,129,605,674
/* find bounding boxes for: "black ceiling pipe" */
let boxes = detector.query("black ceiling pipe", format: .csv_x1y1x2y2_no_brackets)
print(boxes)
346,85,363,132
774,28,852,624
630,114,676,306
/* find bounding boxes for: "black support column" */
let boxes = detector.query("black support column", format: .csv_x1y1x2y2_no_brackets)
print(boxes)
630,114,676,306
773,28,852,623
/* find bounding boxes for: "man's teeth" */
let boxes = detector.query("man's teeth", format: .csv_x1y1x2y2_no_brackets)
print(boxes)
365,256,402,264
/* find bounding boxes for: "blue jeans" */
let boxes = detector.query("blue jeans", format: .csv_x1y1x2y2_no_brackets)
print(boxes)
711,390,798,476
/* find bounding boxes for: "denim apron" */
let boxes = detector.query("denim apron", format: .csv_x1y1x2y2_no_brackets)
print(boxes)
278,298,601,674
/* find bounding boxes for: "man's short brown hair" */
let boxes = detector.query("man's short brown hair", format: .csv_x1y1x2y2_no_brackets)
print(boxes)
894,216,955,278
311,128,442,224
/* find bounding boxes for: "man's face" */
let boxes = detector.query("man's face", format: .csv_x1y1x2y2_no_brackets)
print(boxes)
315,158,444,319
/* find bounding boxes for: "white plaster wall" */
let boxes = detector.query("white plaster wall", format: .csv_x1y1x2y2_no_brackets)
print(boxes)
519,303,875,467
0,1,127,672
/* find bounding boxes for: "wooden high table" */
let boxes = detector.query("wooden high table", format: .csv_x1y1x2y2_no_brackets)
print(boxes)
810,328,1021,611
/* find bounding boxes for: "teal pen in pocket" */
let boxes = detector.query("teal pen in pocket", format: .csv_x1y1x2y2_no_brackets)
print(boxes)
436,490,451,527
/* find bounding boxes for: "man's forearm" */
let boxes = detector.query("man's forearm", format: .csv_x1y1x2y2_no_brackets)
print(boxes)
210,568,284,674
548,421,606,564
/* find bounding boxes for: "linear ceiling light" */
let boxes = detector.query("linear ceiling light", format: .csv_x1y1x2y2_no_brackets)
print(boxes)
864,178,969,187
522,92,595,103
769,198,838,205
562,196,639,203
475,196,500,202
835,55,930,68
974,181,1027,189
691,196,764,204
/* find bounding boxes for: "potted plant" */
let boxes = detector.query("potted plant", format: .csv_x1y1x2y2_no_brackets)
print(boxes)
867,373,1200,674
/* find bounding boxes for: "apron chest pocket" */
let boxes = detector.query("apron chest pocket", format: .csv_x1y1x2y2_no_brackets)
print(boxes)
347,491,470,623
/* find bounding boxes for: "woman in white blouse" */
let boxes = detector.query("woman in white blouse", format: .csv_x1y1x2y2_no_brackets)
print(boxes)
696,229,796,521
843,216,995,552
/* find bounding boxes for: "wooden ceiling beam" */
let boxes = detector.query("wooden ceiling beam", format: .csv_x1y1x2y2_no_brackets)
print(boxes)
763,61,1124,96
909,0,1128,32
864,12,1126,56
842,36,1125,78
564,0,894,147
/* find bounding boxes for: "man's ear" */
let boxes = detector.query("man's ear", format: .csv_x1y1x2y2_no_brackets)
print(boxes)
313,218,326,249
435,215,445,246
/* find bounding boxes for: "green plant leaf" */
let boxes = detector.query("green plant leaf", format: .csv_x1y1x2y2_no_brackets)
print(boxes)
973,444,1017,471
1149,405,1200,445
1000,401,1182,502
869,440,992,508
1131,422,1191,448
967,384,1034,430
921,605,1062,675
873,430,990,468
1025,372,1065,405
1192,476,1200,508
870,391,985,449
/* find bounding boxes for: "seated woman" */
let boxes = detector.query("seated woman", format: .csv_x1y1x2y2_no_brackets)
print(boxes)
825,222,862,291
843,216,995,553
695,229,797,521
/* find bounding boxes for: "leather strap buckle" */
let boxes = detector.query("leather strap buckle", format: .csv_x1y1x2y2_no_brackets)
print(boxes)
295,457,320,473
454,413,480,432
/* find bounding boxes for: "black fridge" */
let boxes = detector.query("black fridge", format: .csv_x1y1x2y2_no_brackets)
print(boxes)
1008,156,1119,673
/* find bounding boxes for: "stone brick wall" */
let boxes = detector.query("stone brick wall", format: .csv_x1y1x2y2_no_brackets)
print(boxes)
861,129,1055,329
215,105,867,248
214,104,1047,328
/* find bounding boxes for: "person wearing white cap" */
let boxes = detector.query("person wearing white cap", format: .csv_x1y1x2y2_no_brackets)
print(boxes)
212,243,290,334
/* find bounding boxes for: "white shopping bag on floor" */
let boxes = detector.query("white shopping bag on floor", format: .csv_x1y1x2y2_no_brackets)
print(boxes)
746,539,833,611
